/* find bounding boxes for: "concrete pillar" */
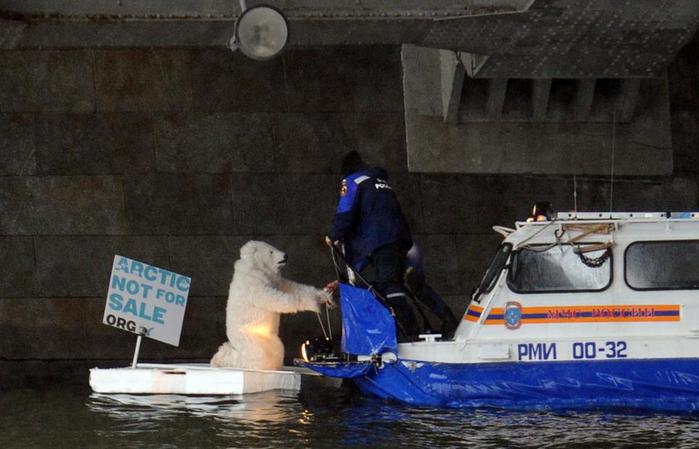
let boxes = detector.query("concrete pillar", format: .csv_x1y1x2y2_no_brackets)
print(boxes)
531,79,552,120
486,78,508,120
618,78,641,122
574,79,596,121
439,50,465,124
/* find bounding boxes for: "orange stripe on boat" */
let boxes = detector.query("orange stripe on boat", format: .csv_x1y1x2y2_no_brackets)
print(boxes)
482,304,680,325
464,304,484,322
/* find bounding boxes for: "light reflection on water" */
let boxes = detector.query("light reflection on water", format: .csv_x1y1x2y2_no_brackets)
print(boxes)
3,384,699,449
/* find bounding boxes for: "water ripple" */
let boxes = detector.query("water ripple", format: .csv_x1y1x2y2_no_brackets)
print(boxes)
3,386,699,448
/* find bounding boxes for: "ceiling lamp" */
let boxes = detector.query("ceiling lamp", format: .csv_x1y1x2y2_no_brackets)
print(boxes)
228,4,289,61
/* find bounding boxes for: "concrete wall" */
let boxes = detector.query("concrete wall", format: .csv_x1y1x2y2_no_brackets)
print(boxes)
0,42,697,383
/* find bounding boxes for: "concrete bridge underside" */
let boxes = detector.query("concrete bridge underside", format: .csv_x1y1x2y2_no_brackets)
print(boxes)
4,1,696,176
2,0,698,79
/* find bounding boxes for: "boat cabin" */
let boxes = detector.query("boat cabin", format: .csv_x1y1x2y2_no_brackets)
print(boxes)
400,212,699,364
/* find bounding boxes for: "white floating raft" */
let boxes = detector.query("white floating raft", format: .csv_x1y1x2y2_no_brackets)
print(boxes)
90,363,314,395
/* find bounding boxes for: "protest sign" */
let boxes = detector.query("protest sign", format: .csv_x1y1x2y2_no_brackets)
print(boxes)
103,255,191,346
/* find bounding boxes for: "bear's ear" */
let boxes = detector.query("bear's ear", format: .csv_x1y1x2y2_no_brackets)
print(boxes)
240,241,258,259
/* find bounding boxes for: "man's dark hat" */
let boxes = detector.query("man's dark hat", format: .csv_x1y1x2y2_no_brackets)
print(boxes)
341,151,364,177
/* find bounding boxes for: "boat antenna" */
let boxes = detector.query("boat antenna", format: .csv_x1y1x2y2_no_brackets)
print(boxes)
609,109,616,214
573,174,578,214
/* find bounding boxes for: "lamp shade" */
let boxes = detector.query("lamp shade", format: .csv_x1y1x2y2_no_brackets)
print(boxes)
235,5,289,61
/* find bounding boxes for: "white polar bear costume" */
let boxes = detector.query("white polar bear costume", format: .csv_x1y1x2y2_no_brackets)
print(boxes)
210,240,332,370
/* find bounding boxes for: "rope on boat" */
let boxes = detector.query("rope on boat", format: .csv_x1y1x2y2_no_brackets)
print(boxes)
327,244,410,339
316,312,329,339
517,222,615,268
325,304,332,340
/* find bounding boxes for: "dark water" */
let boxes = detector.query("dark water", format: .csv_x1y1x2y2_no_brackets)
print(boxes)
3,383,699,449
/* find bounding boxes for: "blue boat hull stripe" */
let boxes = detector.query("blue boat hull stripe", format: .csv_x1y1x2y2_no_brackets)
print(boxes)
334,358,699,411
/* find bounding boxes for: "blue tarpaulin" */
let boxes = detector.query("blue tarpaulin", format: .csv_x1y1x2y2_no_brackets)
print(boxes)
339,283,397,356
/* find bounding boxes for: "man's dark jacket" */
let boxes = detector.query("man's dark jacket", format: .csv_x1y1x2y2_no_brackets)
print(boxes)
328,167,412,270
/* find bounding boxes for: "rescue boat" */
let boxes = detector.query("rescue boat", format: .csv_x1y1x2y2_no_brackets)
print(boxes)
300,212,699,411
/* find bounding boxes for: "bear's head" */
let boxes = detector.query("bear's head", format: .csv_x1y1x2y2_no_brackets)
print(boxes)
239,240,288,273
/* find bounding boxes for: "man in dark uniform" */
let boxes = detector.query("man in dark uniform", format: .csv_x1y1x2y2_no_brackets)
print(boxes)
325,151,418,338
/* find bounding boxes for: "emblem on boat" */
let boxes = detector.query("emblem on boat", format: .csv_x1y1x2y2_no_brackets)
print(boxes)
504,301,523,330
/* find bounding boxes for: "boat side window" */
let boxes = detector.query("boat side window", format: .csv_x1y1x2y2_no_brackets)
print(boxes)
472,243,512,301
625,240,699,290
507,244,612,293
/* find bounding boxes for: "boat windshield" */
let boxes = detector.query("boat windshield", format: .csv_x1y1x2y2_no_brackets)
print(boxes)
508,244,612,293
472,243,512,301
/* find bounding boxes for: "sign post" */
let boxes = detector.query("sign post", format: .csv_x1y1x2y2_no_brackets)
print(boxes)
132,334,143,369
103,255,191,367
